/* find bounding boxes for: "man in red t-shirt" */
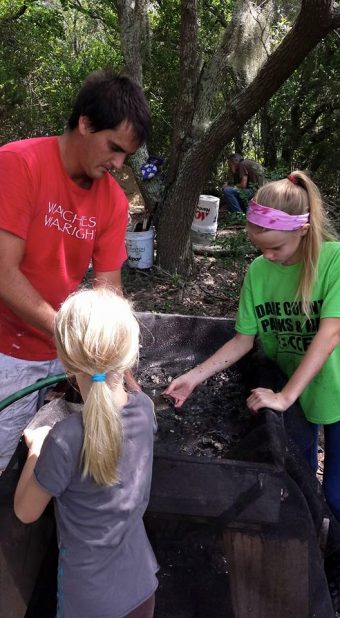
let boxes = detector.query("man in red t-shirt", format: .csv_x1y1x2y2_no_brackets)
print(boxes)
0,70,151,470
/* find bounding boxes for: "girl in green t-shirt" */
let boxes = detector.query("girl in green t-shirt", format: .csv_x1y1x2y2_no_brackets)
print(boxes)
164,171,340,522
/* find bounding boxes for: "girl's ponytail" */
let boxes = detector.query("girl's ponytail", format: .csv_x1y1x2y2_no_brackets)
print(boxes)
81,380,123,485
54,288,140,486
292,172,335,316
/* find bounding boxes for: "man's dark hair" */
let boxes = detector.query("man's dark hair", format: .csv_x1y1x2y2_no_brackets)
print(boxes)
227,153,244,163
68,70,151,145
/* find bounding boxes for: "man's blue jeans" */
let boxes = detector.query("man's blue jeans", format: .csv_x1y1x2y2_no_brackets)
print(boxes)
223,186,253,213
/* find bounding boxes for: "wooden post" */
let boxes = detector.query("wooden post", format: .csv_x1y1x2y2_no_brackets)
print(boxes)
223,528,309,618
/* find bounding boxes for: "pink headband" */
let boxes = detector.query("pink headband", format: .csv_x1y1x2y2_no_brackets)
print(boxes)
247,200,309,231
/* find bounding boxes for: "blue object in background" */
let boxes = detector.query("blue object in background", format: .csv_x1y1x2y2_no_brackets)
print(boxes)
140,155,164,181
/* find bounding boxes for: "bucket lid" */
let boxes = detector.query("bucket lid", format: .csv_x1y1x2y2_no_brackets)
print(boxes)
199,195,220,203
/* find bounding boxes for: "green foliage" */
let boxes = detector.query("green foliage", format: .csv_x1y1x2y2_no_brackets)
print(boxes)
205,10,340,202
143,0,181,154
0,2,64,140
0,0,122,143
215,228,255,258
198,0,234,57
144,0,236,154
264,164,290,182
259,37,340,196
0,0,338,207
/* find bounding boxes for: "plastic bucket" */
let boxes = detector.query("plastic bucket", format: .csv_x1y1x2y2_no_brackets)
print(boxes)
126,229,154,269
191,195,220,244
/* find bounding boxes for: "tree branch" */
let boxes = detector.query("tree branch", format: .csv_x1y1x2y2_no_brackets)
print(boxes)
203,0,228,28
66,0,109,27
205,0,338,154
192,0,273,134
0,4,28,23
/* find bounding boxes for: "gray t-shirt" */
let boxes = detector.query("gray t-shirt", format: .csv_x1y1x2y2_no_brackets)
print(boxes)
35,391,158,618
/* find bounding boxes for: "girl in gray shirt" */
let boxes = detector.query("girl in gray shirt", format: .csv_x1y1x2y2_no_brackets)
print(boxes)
14,288,158,618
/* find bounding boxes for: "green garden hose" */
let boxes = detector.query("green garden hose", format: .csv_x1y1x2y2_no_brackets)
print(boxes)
0,373,67,412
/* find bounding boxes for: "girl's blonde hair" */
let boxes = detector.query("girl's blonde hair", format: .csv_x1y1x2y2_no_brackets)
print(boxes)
54,287,139,486
254,171,336,316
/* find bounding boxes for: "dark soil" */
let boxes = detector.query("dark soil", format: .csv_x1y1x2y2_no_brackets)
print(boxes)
140,366,252,460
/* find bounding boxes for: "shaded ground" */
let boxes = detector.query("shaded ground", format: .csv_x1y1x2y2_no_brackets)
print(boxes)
122,216,254,318
114,165,255,317
122,249,249,318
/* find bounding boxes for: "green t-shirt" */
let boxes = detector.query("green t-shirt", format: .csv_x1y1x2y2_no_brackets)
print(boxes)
236,242,340,424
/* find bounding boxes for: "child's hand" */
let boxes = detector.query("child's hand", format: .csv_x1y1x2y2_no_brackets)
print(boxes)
23,426,52,455
163,373,197,408
247,388,290,414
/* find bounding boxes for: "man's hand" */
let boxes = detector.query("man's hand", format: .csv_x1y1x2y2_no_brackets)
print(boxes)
246,388,291,414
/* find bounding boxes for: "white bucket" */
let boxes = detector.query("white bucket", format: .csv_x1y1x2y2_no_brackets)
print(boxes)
191,195,220,244
125,229,154,269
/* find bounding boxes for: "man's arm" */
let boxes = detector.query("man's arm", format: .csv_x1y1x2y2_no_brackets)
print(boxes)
93,269,122,292
0,229,56,335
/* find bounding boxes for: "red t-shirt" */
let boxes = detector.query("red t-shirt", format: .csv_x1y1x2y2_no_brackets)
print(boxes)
0,137,128,360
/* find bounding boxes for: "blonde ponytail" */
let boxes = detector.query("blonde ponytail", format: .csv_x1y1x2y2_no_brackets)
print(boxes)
54,288,139,486
81,381,123,485
295,172,336,316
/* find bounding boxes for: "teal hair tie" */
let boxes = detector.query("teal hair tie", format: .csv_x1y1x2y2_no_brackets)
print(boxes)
91,373,106,382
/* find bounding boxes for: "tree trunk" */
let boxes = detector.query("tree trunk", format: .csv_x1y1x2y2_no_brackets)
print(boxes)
167,0,201,186
157,134,226,272
128,146,165,216
114,0,147,85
